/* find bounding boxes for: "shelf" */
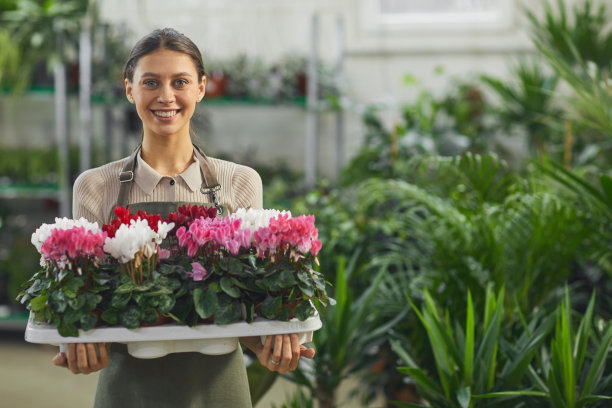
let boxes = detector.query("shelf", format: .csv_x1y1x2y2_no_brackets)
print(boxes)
0,185,60,200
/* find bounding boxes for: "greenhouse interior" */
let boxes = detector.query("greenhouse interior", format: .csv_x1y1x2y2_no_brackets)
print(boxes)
1,0,612,407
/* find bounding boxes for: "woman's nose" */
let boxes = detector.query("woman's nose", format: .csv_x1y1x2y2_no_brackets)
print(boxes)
158,84,175,103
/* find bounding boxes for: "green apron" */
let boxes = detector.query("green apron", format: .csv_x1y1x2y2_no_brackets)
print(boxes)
94,146,252,408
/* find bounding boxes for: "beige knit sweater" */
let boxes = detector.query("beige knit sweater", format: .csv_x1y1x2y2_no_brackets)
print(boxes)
72,153,263,225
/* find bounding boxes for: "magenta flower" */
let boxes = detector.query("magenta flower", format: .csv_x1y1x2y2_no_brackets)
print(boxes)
40,226,107,269
177,216,252,257
253,214,322,259
187,262,208,281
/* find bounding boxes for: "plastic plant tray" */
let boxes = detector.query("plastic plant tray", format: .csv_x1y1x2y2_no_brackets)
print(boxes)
25,312,322,359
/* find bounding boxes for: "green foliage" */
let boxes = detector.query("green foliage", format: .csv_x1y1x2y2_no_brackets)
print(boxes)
524,0,612,72
0,0,92,92
393,286,529,408
481,60,561,155
340,77,490,186
394,287,612,408
287,254,405,408
18,267,108,336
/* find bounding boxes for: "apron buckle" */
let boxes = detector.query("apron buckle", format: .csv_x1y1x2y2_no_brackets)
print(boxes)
201,184,222,214
119,171,134,183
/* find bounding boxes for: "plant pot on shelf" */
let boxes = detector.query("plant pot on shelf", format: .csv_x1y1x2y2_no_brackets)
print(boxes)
206,73,227,98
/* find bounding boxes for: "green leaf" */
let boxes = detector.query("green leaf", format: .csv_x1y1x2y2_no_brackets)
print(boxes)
57,321,78,337
464,291,475,387
111,292,131,309
119,306,140,329
261,296,282,319
30,295,48,312
297,280,315,298
457,386,471,408
293,300,313,321
220,277,241,298
156,295,175,314
140,307,159,324
397,367,443,397
214,296,242,324
600,175,612,205
133,281,155,292
80,313,98,331
62,277,84,299
68,295,86,311
101,309,118,325
114,282,135,294
63,308,81,324
50,290,67,313
193,288,218,319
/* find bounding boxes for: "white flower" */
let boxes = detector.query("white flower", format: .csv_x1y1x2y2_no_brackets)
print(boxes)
31,217,101,253
103,218,174,263
231,208,292,240
155,221,175,244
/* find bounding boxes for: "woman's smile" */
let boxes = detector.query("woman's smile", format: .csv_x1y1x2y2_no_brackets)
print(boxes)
125,48,205,139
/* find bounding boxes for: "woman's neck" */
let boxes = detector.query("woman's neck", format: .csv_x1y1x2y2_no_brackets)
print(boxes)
141,135,195,176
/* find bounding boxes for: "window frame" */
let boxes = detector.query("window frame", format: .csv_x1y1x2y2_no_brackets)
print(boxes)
360,0,515,33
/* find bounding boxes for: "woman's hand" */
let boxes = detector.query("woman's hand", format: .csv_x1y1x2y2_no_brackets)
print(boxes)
52,343,110,374
241,334,315,374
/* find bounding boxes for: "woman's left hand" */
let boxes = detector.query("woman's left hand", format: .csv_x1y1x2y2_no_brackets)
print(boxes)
243,333,315,373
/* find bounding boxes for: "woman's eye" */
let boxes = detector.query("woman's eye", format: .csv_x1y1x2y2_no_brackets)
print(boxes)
175,79,188,87
143,80,157,87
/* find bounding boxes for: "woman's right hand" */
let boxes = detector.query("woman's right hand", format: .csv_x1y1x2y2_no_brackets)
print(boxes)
52,343,110,374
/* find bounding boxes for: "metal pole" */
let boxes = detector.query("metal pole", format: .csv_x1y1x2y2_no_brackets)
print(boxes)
334,15,345,182
79,13,92,172
305,13,319,189
54,27,70,217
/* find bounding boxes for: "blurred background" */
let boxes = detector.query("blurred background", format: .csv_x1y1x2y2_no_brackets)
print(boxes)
1,0,612,407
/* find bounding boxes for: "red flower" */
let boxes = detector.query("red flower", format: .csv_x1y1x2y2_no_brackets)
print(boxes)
103,206,161,238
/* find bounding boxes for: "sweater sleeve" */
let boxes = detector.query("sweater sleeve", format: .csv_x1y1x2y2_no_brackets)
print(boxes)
232,165,263,210
72,169,106,226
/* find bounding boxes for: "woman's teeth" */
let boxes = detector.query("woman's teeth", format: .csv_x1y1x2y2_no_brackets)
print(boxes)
153,110,177,117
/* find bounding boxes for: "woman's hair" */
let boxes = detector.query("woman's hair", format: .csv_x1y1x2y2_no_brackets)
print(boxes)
123,28,206,83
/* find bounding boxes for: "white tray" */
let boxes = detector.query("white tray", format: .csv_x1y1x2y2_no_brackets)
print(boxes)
25,312,321,359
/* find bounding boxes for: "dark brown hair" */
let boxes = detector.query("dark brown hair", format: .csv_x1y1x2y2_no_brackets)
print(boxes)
123,28,206,83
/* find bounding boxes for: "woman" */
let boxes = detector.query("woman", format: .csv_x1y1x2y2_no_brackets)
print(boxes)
52,28,315,407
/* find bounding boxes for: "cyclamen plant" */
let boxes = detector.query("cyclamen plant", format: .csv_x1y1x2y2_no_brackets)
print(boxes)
19,205,330,335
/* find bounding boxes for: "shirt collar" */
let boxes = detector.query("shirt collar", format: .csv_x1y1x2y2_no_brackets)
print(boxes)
134,151,201,195
180,156,202,192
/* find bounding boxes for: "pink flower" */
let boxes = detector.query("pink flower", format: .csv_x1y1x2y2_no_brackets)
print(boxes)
188,262,208,281
158,248,171,260
177,217,252,257
40,226,107,268
253,214,322,259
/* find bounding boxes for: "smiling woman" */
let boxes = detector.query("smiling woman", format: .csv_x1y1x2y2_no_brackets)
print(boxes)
51,27,315,408
125,49,205,148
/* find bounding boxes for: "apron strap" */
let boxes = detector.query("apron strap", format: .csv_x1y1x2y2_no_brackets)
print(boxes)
114,144,223,213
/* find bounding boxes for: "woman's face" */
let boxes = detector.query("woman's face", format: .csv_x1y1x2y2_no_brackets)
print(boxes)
125,48,206,140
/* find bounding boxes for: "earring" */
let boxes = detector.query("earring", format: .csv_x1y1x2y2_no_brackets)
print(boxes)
128,96,134,103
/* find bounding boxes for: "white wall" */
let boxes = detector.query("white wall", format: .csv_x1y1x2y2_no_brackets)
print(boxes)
1,0,581,177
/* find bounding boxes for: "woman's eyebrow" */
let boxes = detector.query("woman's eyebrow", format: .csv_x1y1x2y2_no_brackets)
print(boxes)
140,72,193,78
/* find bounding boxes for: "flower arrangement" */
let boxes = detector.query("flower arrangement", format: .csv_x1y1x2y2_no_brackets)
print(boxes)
18,205,329,337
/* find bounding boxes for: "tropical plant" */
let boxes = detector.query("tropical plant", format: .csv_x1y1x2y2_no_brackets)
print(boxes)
357,153,593,315
481,60,561,155
391,286,554,408
0,0,92,92
287,253,405,408
524,0,612,73
476,289,612,408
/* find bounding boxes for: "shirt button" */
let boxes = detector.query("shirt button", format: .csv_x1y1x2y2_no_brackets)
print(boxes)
170,179,175,186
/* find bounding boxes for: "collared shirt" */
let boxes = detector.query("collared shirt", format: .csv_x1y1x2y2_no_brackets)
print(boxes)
134,152,202,201
73,151,263,226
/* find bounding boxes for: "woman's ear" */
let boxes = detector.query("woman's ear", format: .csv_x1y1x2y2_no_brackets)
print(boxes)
198,76,206,101
125,78,134,103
